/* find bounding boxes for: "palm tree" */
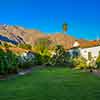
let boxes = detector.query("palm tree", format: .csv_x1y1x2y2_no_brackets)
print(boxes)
63,22,68,33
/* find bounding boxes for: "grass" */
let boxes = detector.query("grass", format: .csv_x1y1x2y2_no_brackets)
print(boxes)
0,67,100,100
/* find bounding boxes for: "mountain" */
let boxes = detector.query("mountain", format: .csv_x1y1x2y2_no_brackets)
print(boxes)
0,24,89,50
0,35,17,44
0,24,45,44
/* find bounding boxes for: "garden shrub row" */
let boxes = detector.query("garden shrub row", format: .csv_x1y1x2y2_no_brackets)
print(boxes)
0,48,35,75
1,38,100,75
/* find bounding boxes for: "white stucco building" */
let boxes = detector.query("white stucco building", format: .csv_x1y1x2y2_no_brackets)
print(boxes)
68,40,100,60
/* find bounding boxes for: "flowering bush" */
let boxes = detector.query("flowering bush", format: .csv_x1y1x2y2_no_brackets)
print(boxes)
87,58,97,69
72,56,87,69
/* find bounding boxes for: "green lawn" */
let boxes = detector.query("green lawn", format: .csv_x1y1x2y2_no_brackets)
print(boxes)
0,67,100,100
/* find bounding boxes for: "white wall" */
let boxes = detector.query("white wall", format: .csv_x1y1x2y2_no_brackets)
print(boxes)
68,46,100,60
80,46,100,60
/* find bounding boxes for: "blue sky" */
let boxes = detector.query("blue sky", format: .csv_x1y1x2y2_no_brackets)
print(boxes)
0,0,99,40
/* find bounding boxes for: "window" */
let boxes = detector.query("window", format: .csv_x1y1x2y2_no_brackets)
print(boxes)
72,51,79,57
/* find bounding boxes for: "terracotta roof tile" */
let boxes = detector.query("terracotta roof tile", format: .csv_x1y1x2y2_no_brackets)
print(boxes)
77,40,100,48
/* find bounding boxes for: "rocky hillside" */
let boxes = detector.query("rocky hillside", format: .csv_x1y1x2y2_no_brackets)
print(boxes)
0,24,46,44
0,24,88,50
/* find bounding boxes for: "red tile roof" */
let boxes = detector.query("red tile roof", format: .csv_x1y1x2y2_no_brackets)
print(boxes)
71,40,100,49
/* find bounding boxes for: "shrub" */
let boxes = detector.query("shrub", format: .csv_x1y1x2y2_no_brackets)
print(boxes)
34,53,42,65
3,42,12,48
96,53,100,68
34,51,51,65
18,43,32,50
0,48,19,74
6,49,19,73
72,56,87,69
18,51,35,69
87,52,97,69
87,58,97,69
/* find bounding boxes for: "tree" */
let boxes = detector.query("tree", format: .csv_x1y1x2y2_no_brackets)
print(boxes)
63,22,68,33
34,38,52,65
34,38,51,55
49,45,66,66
